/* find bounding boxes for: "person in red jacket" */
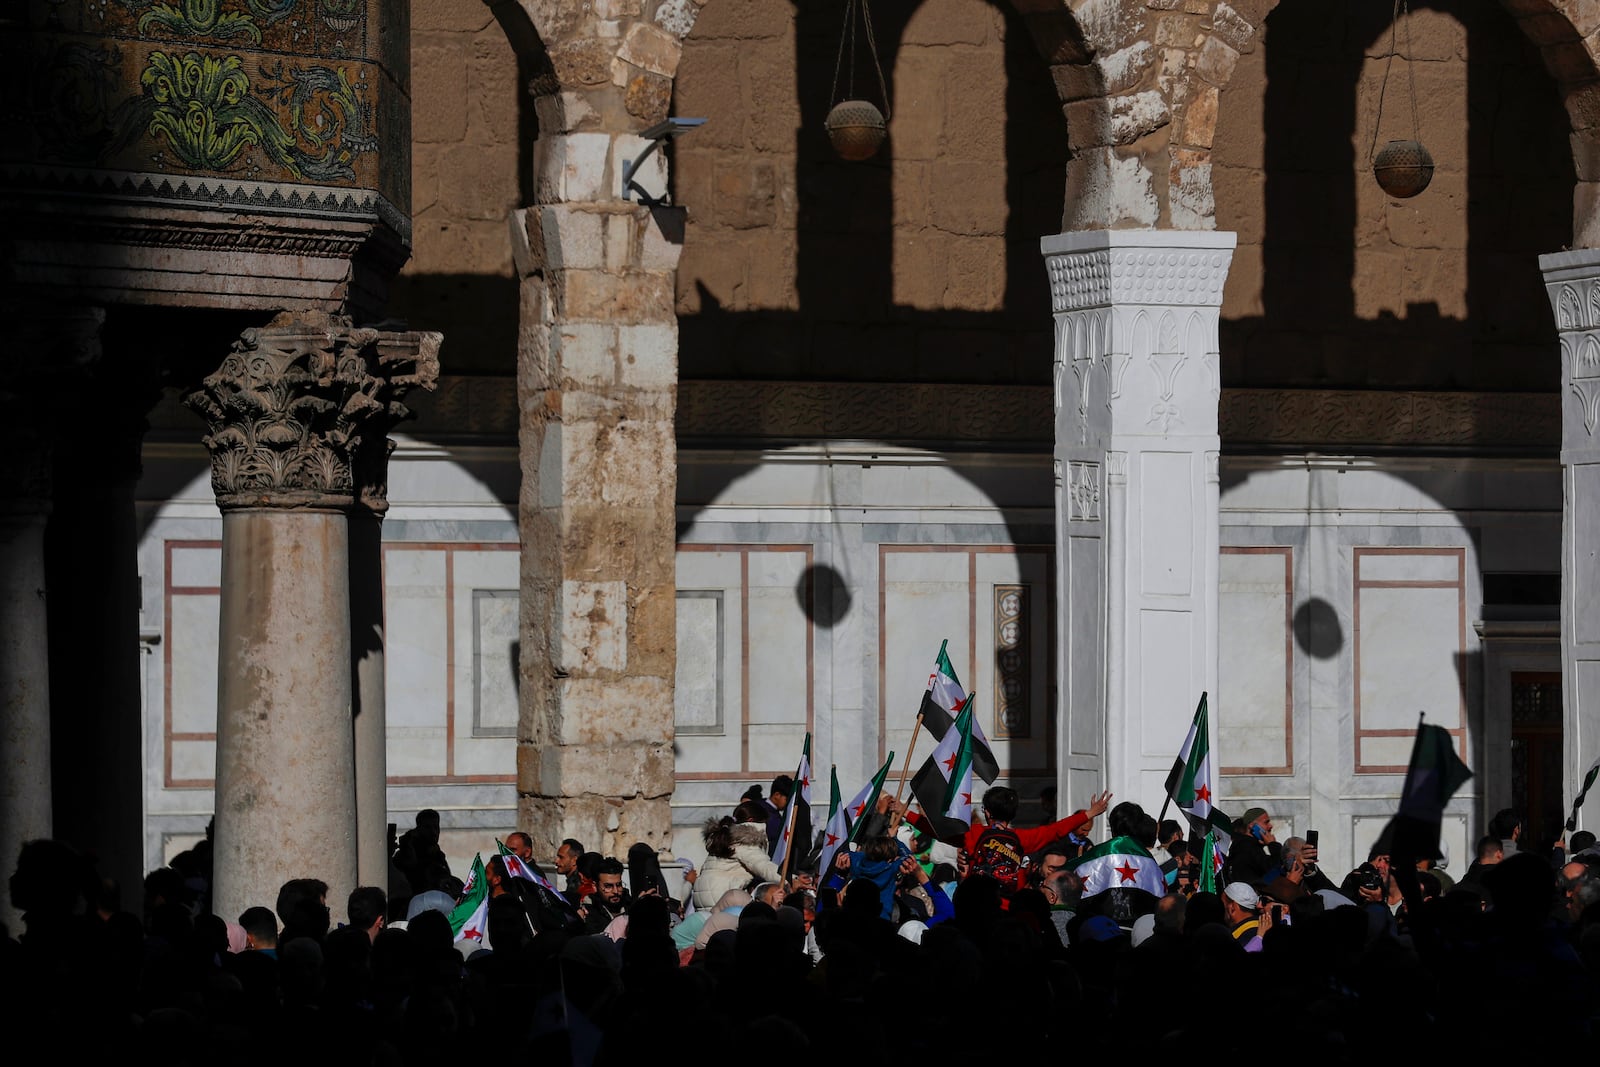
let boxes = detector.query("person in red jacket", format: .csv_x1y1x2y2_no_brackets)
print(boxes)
906,786,1112,900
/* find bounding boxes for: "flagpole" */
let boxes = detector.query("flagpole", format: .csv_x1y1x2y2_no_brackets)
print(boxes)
888,711,926,816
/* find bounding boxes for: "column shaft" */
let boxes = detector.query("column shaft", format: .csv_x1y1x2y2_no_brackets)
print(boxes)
0,514,52,925
212,510,355,921
349,511,388,891
1539,251,1600,834
1044,231,1235,805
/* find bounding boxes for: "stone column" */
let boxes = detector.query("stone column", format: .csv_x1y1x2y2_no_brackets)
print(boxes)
1043,231,1235,808
1539,250,1600,834
349,335,440,891
511,173,683,858
185,313,437,921
0,307,100,932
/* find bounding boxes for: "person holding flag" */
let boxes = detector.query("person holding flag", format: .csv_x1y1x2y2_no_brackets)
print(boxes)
905,640,999,796
772,734,814,879
1069,802,1168,926
906,701,1111,903
818,754,895,884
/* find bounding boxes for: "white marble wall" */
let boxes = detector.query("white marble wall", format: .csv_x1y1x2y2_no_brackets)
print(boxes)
670,444,1057,859
1218,455,1560,877
136,433,1564,885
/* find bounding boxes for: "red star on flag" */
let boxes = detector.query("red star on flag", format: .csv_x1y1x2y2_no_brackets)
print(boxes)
464,924,481,940
942,751,958,772
1194,782,1211,804
799,774,809,789
824,832,839,846
853,802,867,818
960,792,972,806
1113,862,1140,884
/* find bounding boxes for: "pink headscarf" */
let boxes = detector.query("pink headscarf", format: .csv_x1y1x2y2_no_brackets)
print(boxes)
224,921,248,954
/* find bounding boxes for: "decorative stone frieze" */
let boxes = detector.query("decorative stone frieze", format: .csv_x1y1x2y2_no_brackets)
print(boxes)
184,312,439,511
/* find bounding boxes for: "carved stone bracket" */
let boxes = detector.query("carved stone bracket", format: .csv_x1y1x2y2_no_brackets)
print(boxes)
1542,250,1600,456
184,312,440,511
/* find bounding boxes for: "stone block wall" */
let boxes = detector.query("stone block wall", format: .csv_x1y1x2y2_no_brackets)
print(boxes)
1213,1,1574,394
672,0,1069,385
389,0,523,373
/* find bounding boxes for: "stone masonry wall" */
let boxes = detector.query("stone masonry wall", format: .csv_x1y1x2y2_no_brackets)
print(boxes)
389,1,523,374
1213,1,1573,393
672,0,1069,385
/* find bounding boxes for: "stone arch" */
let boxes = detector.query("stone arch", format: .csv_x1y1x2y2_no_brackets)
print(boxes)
1199,0,1600,243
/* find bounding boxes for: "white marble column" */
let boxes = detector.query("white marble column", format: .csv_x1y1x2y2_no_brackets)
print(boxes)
1539,250,1600,834
0,306,100,934
1043,231,1234,810
186,313,437,920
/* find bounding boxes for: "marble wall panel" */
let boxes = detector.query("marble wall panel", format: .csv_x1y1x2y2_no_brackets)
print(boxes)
1065,533,1104,761
1577,465,1600,647
168,596,219,736
882,549,972,771
383,548,450,777
674,592,723,735
1137,608,1196,758
471,591,519,737
673,546,813,779
746,548,810,734
674,550,744,776
170,545,222,588
1357,586,1463,728
1218,547,1292,773
1138,451,1195,597
449,549,519,777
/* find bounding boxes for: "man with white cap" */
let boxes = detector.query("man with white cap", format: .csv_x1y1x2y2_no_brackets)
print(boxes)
1222,881,1265,951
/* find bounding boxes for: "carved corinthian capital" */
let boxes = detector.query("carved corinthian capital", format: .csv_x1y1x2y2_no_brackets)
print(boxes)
351,332,443,516
184,313,440,511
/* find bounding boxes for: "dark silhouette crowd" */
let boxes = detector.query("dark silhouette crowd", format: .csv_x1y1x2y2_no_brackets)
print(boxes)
5,792,1599,1062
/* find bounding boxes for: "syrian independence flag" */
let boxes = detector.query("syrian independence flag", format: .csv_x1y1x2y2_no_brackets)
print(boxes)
1069,835,1167,899
1386,721,1473,866
449,853,490,943
1199,828,1224,894
820,756,894,879
496,840,558,893
918,640,999,784
817,767,849,882
1567,752,1600,833
1165,693,1217,829
772,733,813,871
937,699,978,826
911,698,984,842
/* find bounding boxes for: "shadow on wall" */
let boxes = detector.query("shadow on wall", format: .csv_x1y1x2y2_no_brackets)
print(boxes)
673,0,1068,552
1219,0,1572,394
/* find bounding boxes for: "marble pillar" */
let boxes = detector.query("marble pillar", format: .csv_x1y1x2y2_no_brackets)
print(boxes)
1042,231,1235,810
349,333,440,891
0,307,100,933
1539,250,1600,834
185,313,437,920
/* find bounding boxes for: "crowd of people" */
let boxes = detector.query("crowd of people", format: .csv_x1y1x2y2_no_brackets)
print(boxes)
6,783,1600,1059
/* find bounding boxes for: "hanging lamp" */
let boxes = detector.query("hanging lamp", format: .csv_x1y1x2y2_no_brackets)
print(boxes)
1369,0,1433,198
825,0,891,161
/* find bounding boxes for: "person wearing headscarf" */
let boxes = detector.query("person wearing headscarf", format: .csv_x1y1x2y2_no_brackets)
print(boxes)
626,842,680,915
